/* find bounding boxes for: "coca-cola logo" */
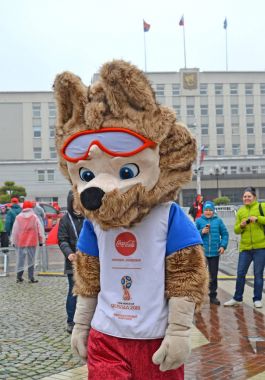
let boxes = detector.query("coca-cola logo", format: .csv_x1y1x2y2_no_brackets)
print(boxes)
115,232,137,256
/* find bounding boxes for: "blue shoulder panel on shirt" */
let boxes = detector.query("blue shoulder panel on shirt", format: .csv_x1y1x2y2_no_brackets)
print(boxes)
77,219,99,257
166,203,203,256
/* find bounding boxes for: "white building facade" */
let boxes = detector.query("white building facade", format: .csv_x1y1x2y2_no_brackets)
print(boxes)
0,69,265,206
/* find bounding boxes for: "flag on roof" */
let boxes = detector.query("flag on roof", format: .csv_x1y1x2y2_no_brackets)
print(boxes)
143,20,151,32
200,145,206,164
179,15,184,26
223,18,227,29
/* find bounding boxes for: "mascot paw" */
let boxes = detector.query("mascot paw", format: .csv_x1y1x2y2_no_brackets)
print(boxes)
152,335,190,372
71,325,89,362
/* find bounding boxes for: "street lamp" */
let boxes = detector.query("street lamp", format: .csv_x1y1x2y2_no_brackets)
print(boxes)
209,164,225,197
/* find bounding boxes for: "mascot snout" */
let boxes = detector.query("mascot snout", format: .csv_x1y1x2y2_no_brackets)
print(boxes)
80,187,105,210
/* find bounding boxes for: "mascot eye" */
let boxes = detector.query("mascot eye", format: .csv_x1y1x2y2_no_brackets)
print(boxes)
79,168,95,182
119,164,139,180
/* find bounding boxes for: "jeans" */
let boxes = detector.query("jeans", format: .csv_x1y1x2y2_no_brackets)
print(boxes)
206,256,219,299
66,274,77,324
234,249,265,302
16,247,36,280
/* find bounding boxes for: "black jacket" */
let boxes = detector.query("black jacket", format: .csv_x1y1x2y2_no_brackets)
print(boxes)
58,192,84,274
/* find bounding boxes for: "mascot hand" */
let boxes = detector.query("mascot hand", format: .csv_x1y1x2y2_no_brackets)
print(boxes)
71,296,97,361
71,324,90,362
152,297,195,372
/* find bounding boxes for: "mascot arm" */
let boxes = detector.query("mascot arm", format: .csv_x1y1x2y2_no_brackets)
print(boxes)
164,244,208,308
73,251,100,297
71,252,100,361
152,245,208,371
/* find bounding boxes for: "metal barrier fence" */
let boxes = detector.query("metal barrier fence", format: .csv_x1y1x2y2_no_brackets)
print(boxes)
0,208,252,277
0,245,65,277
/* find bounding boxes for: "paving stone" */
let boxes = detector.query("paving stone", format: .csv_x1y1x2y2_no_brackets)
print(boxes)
0,275,83,379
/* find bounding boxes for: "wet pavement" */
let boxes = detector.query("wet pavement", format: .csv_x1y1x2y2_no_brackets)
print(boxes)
1,247,265,379
0,276,82,380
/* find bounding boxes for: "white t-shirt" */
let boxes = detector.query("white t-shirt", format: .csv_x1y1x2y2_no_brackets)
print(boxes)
77,202,202,339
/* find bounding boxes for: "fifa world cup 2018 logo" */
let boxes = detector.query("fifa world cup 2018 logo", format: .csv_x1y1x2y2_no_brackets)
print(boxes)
121,275,132,301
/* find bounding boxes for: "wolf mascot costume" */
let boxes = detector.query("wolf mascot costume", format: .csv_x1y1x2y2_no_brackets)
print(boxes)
54,60,208,380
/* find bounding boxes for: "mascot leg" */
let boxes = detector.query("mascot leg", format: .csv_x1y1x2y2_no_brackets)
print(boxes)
88,329,184,380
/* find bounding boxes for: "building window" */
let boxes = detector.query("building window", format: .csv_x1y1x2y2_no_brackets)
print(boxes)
186,104,194,116
32,117,41,137
231,104,239,115
172,104,180,119
222,166,228,174
216,123,224,135
32,102,41,117
200,104,208,115
246,104,254,115
48,102,56,117
33,147,42,159
252,166,258,174
33,126,41,138
231,166,237,174
36,169,55,182
263,144,265,154
200,84,208,95
37,170,45,182
262,123,265,134
50,147,57,159
245,83,253,95
247,144,255,155
232,123,240,135
172,84,180,96
246,123,254,134
261,104,265,115
215,84,223,95
232,144,240,155
216,104,223,115
47,170,55,182
230,84,238,95
217,144,225,156
49,125,55,138
156,84,164,96
201,124,208,135
260,83,265,95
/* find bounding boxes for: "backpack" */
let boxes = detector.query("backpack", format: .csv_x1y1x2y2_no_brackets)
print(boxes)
258,203,265,234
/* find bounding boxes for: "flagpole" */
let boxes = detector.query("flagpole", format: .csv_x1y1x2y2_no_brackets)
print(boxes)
183,25,187,69
179,15,186,68
225,26,228,71
144,30,147,72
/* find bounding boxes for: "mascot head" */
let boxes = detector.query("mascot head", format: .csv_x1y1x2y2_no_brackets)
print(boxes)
54,60,197,229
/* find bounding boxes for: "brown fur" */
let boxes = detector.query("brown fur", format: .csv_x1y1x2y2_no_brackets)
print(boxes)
165,245,209,310
54,60,197,228
73,252,100,297
54,60,207,308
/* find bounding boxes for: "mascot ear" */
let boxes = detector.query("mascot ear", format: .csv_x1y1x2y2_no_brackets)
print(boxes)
53,71,87,129
53,72,88,182
100,60,157,116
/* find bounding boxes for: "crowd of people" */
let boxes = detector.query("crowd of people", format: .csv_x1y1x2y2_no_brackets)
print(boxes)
190,188,265,308
1,187,265,336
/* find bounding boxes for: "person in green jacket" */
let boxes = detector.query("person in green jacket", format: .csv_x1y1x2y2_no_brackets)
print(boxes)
5,198,22,236
224,187,265,308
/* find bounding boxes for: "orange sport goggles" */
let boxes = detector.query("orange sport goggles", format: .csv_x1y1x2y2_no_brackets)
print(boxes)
62,127,156,163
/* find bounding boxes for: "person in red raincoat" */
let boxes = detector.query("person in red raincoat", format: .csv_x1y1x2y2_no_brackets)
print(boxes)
11,200,45,283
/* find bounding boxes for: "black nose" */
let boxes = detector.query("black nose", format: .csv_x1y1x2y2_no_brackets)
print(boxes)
80,187,105,210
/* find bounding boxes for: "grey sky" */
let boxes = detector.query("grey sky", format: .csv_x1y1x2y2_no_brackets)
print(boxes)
1,0,264,91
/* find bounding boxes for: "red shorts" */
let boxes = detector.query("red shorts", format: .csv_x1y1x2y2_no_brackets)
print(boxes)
87,328,184,380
